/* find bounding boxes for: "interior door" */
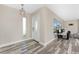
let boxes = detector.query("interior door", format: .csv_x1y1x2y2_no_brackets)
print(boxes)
32,15,40,42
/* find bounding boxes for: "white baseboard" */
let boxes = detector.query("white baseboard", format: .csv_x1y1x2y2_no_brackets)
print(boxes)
38,38,56,46
39,41,45,46
35,38,56,53
44,38,56,46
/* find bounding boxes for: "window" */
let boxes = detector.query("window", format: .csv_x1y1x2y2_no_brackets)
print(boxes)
53,19,61,29
22,17,26,36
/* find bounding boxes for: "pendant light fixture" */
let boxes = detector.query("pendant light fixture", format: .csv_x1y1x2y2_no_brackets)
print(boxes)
19,4,27,36
19,4,26,17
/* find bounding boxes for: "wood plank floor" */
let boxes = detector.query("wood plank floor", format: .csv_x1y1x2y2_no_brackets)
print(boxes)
38,38,79,54
0,39,43,54
0,38,79,54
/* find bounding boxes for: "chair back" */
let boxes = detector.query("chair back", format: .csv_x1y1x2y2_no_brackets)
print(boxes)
67,31,71,35
67,31,71,39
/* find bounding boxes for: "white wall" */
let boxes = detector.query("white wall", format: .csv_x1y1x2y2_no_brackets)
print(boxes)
31,7,47,45
44,7,64,45
32,7,64,46
27,14,32,39
0,5,22,46
64,20,78,34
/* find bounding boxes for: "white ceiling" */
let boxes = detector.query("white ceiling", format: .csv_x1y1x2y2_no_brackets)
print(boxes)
5,4,79,21
5,4,45,13
47,4,79,20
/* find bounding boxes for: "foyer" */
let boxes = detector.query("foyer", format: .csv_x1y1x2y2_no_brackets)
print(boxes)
0,4,79,54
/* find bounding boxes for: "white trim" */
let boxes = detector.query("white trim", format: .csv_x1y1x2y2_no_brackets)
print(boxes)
35,38,56,53
37,41,44,45
38,38,56,46
0,38,33,48
44,38,56,46
36,38,56,46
